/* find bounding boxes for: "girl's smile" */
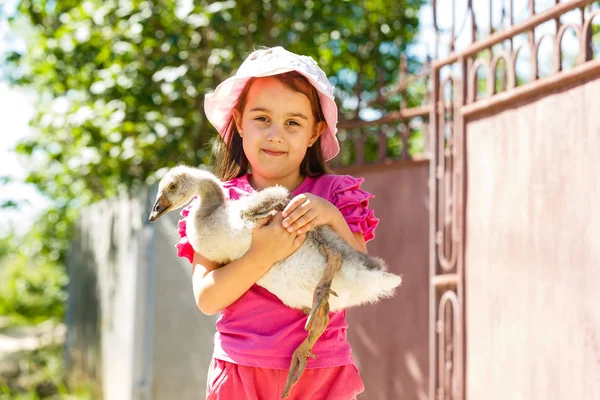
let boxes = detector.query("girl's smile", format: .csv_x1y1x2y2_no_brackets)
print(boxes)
262,149,287,156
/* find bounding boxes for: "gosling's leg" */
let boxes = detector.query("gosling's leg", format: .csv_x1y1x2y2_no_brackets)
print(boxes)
305,247,341,331
281,247,342,399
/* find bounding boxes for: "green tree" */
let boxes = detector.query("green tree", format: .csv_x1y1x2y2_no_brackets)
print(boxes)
2,0,425,267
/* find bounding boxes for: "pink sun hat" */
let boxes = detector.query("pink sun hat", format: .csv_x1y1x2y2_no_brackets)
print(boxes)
204,46,340,161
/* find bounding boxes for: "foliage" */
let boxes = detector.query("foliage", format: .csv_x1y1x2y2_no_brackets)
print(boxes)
1,0,426,268
0,343,95,399
0,233,68,325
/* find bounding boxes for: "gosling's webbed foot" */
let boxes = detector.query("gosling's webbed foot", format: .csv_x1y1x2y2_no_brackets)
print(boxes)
281,340,318,398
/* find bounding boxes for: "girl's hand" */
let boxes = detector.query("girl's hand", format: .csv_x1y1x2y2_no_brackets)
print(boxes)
281,193,340,234
250,212,306,266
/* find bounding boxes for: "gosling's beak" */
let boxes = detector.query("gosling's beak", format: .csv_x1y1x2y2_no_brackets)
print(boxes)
149,192,172,222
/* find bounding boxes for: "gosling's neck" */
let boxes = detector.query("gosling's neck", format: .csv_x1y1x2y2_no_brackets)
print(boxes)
194,176,226,219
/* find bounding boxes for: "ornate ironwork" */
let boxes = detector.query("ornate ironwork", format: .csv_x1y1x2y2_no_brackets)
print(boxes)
436,289,461,400
334,54,431,169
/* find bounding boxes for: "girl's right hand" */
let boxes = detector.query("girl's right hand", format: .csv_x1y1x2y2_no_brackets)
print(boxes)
250,212,306,267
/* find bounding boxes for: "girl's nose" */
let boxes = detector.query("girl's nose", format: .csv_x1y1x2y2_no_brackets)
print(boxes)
266,126,284,143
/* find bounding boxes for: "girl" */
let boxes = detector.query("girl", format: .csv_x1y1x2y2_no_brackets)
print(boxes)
176,46,379,400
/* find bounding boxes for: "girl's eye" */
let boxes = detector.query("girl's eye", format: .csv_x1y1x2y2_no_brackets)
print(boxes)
255,116,269,122
287,120,300,126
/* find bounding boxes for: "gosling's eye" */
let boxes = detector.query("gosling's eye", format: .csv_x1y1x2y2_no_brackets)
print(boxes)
169,183,176,191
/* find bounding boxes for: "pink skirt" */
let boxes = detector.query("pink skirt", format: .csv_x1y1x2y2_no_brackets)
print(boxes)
205,358,365,400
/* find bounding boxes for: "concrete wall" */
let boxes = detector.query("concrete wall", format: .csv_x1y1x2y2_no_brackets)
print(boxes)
66,188,216,400
150,212,217,399
66,190,151,400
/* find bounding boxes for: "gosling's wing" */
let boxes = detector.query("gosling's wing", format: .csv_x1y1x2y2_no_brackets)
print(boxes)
238,186,290,221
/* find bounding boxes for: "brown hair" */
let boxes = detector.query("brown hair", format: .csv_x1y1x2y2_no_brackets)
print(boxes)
213,71,332,182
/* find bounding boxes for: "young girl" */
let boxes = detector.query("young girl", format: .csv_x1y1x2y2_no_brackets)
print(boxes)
176,46,379,400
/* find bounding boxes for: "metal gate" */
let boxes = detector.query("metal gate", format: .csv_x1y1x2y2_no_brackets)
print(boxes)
429,1,600,399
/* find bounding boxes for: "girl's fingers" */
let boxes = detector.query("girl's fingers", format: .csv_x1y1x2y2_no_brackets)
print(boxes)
271,212,284,224
254,215,272,229
283,201,310,228
257,213,284,236
282,194,308,218
287,210,316,233
293,232,307,247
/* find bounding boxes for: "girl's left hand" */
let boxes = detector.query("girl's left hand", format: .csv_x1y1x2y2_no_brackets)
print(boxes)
281,193,340,234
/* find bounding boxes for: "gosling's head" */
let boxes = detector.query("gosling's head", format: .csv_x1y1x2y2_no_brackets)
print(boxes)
148,165,222,222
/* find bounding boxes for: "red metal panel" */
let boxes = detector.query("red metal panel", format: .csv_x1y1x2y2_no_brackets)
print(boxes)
464,75,600,400
339,161,430,400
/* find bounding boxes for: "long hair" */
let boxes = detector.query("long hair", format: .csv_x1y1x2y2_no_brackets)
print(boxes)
213,71,332,182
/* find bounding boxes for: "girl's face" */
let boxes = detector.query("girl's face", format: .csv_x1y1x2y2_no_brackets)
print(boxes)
234,76,323,186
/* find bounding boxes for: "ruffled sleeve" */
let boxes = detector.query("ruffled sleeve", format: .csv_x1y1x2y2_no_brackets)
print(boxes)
175,198,198,264
331,175,379,242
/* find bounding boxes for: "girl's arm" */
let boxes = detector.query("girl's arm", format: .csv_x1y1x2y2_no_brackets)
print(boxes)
191,249,269,315
328,211,368,253
192,212,306,315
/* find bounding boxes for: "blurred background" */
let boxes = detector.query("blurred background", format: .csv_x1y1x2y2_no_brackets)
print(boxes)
0,0,599,399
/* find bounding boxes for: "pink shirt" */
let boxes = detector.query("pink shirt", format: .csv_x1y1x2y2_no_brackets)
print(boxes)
176,173,379,369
